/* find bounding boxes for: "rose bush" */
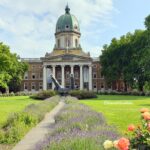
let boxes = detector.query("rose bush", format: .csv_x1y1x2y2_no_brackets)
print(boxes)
103,108,150,150
129,108,150,149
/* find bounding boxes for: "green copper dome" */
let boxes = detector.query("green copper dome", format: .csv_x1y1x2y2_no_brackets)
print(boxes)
55,5,80,34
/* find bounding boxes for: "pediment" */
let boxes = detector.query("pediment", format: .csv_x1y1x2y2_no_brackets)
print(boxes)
42,54,92,62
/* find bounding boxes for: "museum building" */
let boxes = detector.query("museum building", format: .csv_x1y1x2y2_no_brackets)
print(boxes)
21,5,124,92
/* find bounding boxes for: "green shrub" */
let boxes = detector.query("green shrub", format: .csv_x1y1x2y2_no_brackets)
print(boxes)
0,92,32,97
69,90,97,99
0,112,37,144
30,90,57,100
144,81,150,93
9,92,15,96
0,96,59,144
145,92,150,96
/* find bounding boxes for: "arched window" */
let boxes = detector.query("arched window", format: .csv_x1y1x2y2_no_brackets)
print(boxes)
75,39,78,47
66,38,70,48
68,40,70,47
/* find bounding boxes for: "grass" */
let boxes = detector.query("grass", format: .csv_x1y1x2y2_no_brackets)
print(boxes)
80,95,150,134
0,96,59,144
0,96,40,126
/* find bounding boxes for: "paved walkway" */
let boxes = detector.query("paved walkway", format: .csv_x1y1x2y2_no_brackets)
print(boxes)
12,100,65,150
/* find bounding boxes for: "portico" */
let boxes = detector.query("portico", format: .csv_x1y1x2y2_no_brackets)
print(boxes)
43,62,92,91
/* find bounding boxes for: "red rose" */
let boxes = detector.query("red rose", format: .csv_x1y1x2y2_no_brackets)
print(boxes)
117,138,130,150
128,124,135,131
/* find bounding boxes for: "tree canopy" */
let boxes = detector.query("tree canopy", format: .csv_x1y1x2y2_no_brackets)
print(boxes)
0,42,28,92
100,15,150,92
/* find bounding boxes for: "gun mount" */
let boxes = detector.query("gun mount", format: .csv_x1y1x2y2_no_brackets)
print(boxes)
50,74,75,96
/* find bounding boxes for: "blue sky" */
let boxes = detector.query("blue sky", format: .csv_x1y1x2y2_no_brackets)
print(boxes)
0,0,149,58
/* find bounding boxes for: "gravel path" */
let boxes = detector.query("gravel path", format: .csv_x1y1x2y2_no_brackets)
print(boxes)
12,100,65,150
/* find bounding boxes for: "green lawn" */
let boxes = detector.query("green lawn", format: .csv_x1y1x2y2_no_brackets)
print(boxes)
0,96,40,126
81,95,150,134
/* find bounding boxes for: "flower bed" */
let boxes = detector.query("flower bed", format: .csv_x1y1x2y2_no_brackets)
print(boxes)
35,97,119,150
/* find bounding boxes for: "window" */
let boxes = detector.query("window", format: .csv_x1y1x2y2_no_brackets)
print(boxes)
66,71,70,79
93,65,97,68
32,65,35,69
39,65,42,68
57,71,61,79
32,73,36,79
24,83,28,90
24,72,28,79
57,39,60,48
65,25,69,29
39,82,43,90
75,39,78,47
65,38,70,47
74,71,79,79
93,72,97,79
31,82,35,90
101,83,104,89
39,72,43,79
93,84,97,89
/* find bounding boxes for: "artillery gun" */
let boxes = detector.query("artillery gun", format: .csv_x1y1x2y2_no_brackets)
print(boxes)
50,74,75,96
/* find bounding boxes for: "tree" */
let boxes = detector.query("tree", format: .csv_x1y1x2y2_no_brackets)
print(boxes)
0,42,28,93
145,15,150,30
100,15,150,92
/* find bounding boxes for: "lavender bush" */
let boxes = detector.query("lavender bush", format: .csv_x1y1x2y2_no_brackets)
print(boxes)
36,97,119,150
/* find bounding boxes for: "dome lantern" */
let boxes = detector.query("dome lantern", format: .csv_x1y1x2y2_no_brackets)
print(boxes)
65,4,70,14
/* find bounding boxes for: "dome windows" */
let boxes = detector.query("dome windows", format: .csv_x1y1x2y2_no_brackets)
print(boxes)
65,25,70,30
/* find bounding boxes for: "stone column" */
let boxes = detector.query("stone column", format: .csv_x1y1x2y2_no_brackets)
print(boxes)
52,65,56,90
80,65,83,90
71,65,74,75
89,65,92,91
61,65,65,87
43,65,47,90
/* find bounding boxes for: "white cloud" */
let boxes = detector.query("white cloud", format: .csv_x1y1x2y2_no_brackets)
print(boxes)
0,0,117,58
